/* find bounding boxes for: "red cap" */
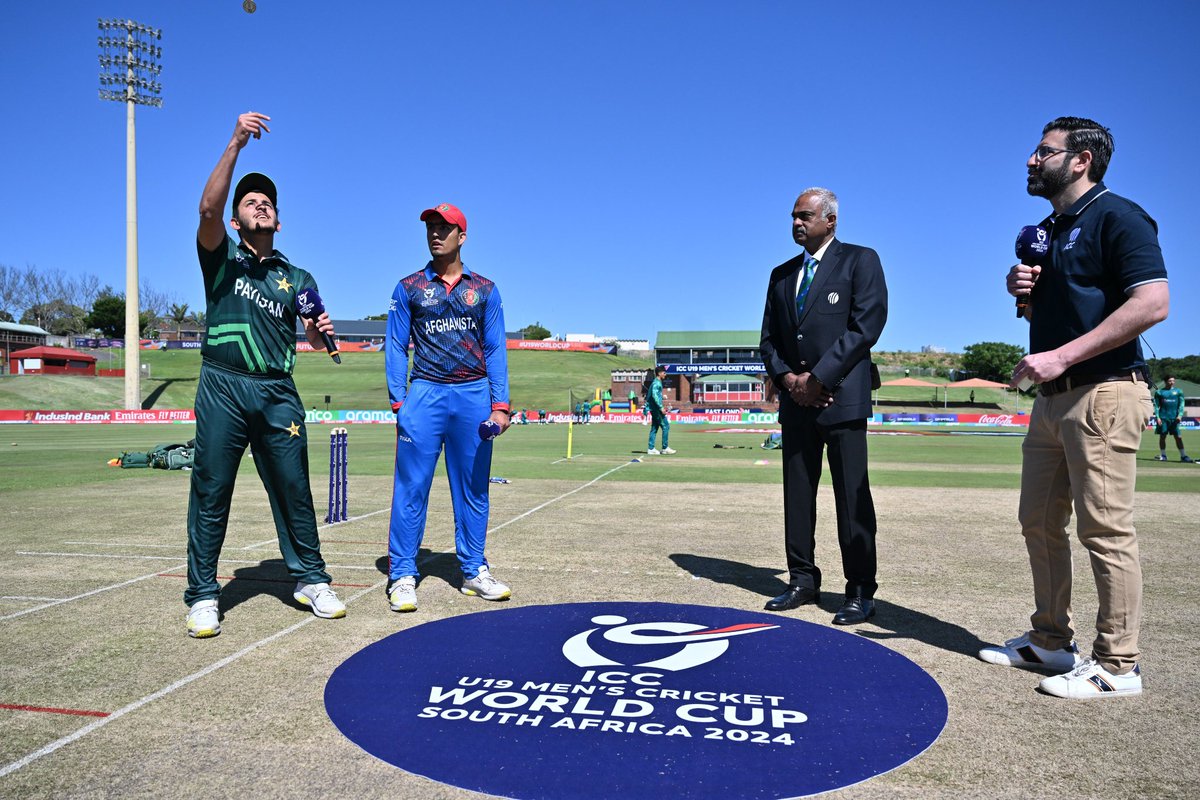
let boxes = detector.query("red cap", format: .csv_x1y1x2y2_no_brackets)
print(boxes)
419,203,467,232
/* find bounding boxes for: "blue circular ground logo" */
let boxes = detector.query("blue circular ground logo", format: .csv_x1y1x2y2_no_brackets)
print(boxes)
325,602,947,799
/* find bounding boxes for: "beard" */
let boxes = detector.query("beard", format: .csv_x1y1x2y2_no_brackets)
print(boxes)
1026,161,1072,199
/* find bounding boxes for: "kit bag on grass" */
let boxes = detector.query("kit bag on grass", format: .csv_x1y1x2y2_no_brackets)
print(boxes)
149,440,195,470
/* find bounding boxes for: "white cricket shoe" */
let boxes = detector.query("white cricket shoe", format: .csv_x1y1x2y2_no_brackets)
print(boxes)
186,599,221,639
662,447,677,454
461,566,511,601
293,582,347,619
978,632,1081,672
646,448,661,455
388,576,418,612
1039,658,1142,699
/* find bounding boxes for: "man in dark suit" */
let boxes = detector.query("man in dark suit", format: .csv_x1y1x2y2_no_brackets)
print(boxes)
759,188,888,625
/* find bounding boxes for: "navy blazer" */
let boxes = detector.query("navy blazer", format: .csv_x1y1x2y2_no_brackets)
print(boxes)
759,239,888,426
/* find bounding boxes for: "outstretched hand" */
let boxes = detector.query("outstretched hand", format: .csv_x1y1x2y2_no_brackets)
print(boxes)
231,112,271,149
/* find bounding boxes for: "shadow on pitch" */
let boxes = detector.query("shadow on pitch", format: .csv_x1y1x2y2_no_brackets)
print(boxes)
219,559,300,616
372,549,465,589
670,552,987,659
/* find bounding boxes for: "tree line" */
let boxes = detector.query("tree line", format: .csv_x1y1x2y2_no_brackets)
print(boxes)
0,263,200,338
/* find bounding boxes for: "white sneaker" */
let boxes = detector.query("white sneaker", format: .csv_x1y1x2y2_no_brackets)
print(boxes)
186,599,221,639
461,566,511,601
1154,454,1168,461
646,448,661,455
1039,657,1142,699
293,582,347,619
978,632,1081,672
388,576,418,612
662,447,677,454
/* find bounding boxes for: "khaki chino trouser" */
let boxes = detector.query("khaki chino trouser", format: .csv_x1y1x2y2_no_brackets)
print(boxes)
1019,377,1153,675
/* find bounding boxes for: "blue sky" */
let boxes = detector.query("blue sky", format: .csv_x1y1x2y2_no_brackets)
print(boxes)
2,1,1197,356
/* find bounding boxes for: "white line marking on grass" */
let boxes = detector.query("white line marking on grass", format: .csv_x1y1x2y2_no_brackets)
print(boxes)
0,581,384,780
17,551,188,562
240,507,390,550
488,460,634,534
15,552,381,571
0,565,186,621
0,596,66,602
63,542,182,549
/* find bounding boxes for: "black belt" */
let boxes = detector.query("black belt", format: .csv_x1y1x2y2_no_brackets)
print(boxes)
1038,370,1147,397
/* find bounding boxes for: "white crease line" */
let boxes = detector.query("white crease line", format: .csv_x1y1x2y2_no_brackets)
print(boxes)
488,460,634,534
17,552,188,562
13,553,380,571
0,581,384,781
240,507,390,550
0,565,186,622
0,596,66,602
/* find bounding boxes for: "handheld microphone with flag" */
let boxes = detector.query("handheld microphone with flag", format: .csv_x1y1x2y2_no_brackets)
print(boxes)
1014,225,1050,318
295,288,341,363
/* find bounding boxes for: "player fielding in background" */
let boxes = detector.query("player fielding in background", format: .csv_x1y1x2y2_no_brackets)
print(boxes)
645,366,674,454
185,112,345,638
1153,376,1193,462
384,203,512,612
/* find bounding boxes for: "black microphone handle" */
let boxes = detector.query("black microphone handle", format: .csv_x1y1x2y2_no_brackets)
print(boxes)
316,329,341,364
1014,263,1034,318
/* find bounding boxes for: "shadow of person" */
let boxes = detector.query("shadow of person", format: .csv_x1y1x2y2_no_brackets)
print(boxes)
669,553,789,597
670,552,987,659
852,601,988,659
374,549,467,589
219,559,296,616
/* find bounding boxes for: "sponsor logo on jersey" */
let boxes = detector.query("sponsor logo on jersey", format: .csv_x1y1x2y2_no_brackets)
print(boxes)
421,286,440,307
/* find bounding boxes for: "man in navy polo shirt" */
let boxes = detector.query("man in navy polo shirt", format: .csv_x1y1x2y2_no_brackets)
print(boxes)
980,117,1169,698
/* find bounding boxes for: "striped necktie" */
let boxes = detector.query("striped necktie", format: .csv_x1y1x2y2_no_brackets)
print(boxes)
796,255,818,316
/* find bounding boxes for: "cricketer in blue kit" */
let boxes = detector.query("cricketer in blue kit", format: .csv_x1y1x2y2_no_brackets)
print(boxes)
384,203,512,612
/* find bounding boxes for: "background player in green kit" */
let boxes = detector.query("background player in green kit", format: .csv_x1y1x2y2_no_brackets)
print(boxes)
1153,376,1193,462
646,366,675,454
185,111,346,638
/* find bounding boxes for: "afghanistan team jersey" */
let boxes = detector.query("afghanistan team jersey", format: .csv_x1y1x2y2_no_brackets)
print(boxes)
386,264,509,410
197,234,316,374
1154,387,1185,421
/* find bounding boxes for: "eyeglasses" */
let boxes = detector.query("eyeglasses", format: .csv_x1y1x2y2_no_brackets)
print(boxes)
1030,145,1079,162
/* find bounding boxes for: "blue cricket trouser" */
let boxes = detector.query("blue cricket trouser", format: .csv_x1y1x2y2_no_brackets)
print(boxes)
388,378,494,580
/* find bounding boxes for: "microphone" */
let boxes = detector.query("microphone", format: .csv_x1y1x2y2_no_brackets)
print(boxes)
295,288,341,363
1014,225,1049,317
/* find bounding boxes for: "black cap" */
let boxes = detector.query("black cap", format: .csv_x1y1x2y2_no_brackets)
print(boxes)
231,172,277,215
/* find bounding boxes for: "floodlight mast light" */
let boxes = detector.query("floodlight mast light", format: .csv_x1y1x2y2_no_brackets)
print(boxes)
97,19,162,409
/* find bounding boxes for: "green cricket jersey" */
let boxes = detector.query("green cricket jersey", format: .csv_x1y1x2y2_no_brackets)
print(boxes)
1153,386,1185,421
197,234,316,374
648,377,664,412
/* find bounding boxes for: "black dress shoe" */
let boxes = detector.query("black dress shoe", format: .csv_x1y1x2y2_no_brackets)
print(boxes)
764,586,821,611
832,596,876,625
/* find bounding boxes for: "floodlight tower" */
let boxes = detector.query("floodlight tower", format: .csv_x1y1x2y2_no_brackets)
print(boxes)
98,18,162,410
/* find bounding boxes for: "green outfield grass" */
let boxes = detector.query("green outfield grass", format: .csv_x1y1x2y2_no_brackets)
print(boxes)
1,422,1194,495
0,349,653,413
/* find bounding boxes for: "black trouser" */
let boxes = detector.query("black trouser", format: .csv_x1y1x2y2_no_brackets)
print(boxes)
185,361,331,605
780,409,877,598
